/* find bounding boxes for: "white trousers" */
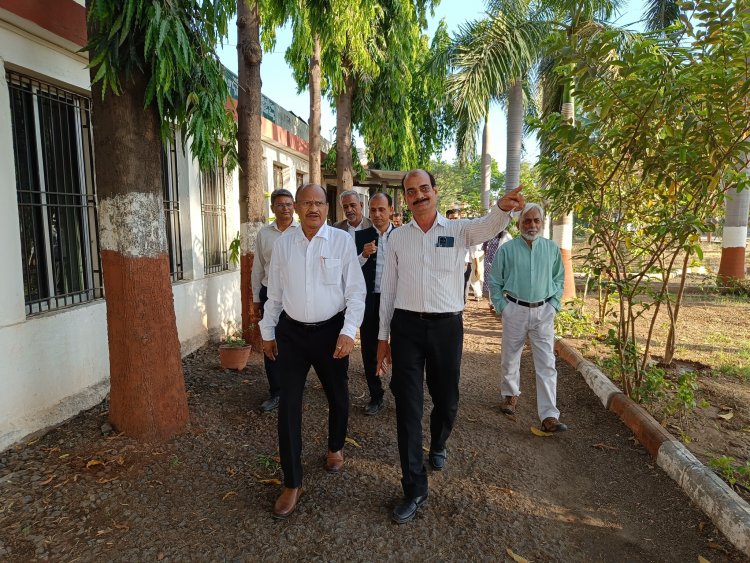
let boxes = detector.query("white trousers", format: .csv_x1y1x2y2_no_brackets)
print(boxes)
500,301,560,422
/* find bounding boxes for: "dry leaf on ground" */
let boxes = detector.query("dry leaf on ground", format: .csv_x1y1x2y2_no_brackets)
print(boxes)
592,443,617,451
506,547,530,562
257,478,282,486
530,427,553,437
222,491,238,500
86,459,104,469
345,437,362,448
717,412,734,421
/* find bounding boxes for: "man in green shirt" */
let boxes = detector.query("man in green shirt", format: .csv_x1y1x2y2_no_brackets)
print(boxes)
488,203,567,433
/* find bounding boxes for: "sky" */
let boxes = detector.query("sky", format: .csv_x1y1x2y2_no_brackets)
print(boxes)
216,0,648,172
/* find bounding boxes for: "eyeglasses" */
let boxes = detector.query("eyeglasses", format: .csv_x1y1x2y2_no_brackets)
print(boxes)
298,200,328,209
273,202,294,209
405,185,432,198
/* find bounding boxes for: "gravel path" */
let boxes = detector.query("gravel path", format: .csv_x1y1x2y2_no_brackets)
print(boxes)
0,300,743,561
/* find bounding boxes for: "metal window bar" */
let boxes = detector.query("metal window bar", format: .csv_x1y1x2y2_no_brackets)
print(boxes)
161,134,183,282
200,159,228,275
6,70,103,316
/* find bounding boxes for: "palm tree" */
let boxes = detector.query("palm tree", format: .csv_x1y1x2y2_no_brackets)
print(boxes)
445,0,683,298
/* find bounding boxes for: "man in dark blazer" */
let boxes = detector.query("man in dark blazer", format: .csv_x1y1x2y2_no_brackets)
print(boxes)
354,192,395,415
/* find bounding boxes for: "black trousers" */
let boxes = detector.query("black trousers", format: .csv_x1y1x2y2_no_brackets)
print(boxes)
359,293,385,402
275,312,349,488
259,285,280,398
389,309,463,498
463,262,472,302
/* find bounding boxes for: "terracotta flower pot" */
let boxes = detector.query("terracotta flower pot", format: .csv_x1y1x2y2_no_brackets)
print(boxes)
218,344,252,370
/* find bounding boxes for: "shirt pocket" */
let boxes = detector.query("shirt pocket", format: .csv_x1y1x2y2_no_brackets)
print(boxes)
321,258,342,285
431,246,457,274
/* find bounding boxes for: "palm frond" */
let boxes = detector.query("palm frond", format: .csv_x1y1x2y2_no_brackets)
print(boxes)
643,0,681,32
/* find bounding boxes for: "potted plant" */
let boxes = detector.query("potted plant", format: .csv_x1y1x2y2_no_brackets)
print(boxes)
219,322,252,370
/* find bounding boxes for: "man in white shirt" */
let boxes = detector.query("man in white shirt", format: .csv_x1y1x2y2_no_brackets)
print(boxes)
377,169,524,524
354,193,395,415
260,183,366,520
333,190,372,236
250,189,297,412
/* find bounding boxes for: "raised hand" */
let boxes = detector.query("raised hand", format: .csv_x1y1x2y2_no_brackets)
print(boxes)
497,185,525,213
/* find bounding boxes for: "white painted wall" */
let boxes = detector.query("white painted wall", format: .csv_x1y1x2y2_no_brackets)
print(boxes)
0,16,304,452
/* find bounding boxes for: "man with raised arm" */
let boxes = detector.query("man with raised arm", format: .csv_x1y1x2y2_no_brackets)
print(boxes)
376,169,524,524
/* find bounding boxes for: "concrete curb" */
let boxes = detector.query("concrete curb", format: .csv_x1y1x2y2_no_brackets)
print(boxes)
555,338,750,556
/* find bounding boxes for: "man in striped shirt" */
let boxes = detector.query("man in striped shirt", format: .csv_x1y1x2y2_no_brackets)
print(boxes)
377,169,524,524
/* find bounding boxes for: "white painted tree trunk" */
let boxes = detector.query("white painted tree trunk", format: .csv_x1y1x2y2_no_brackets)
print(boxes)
505,80,523,194
718,183,750,281
554,99,576,298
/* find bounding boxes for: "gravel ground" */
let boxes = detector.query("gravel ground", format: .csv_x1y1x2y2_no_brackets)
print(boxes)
0,300,744,562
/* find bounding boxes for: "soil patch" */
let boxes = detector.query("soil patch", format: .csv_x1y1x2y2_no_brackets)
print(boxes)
0,301,745,561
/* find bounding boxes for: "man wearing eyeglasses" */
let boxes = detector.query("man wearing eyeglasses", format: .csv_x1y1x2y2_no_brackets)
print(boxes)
260,183,366,520
250,189,297,412
376,169,524,524
354,192,396,416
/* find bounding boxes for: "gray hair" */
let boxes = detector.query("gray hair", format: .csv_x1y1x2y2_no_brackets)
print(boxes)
519,203,545,222
339,189,361,204
270,188,294,205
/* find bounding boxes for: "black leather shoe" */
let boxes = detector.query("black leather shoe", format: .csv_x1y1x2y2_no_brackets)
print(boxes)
260,395,280,412
428,449,447,471
365,398,384,416
391,494,428,524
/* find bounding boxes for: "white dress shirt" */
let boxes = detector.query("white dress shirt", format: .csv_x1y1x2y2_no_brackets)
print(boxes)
356,224,395,290
260,224,366,341
378,205,511,340
373,224,394,293
251,220,298,301
347,222,366,238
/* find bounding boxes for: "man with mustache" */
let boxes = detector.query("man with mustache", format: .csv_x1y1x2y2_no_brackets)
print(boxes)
260,183,366,519
376,169,525,524
250,188,297,412
488,203,566,433
355,192,396,416
334,190,372,237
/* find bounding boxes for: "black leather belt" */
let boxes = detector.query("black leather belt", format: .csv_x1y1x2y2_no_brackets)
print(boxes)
505,294,551,308
281,310,344,328
396,309,462,320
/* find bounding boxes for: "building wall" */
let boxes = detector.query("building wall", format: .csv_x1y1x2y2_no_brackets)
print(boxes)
0,15,307,451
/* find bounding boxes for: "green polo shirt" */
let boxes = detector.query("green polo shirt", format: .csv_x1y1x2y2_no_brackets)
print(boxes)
488,236,564,313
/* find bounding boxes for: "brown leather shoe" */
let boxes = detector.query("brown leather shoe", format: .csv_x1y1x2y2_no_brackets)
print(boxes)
273,487,303,519
324,449,344,473
541,417,568,433
500,395,518,416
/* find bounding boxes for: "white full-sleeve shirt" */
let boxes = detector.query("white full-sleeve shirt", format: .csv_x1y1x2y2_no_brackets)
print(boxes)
251,220,298,301
260,223,366,341
378,205,512,340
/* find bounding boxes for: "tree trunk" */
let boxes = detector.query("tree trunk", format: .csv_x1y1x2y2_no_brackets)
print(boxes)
555,86,576,299
718,184,750,283
336,72,355,196
505,79,523,194
237,0,265,346
480,106,491,210
308,34,322,185
89,67,188,441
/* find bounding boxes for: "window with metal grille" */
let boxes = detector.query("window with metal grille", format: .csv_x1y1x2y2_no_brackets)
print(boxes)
296,170,304,188
7,70,103,316
200,160,228,274
161,134,183,282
